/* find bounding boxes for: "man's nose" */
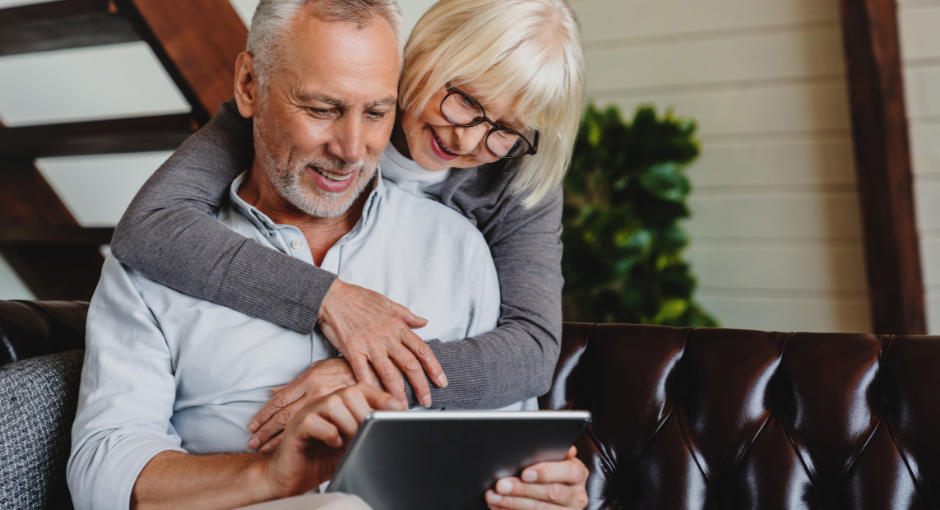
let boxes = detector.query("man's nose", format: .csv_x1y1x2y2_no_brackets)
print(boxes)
328,117,366,164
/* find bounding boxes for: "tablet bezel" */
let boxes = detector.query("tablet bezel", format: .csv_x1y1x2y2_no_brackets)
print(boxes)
326,410,591,498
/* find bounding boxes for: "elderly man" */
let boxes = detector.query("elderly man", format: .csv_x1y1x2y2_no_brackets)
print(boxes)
68,1,587,509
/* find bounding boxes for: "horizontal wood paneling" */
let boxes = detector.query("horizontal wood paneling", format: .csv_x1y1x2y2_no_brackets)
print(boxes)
571,0,838,44
905,65,940,119
920,237,940,286
914,182,940,231
911,124,940,174
586,25,845,92
598,81,852,137
898,5,940,60
687,245,868,291
573,0,869,332
695,294,871,333
686,192,863,239
690,137,856,187
899,0,940,333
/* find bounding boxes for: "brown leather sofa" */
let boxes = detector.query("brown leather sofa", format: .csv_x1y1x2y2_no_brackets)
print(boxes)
2,300,939,509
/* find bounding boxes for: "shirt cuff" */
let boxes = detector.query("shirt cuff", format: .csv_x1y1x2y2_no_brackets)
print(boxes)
71,434,186,510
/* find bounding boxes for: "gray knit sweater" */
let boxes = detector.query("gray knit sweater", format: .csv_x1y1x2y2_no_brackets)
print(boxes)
110,99,563,410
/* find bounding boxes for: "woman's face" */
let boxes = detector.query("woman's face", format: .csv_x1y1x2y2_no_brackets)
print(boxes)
398,85,526,171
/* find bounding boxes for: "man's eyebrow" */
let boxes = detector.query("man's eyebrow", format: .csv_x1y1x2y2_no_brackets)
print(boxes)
295,93,395,110
365,96,397,109
296,92,348,108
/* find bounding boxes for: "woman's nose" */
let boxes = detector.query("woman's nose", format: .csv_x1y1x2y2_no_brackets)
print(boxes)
453,123,490,154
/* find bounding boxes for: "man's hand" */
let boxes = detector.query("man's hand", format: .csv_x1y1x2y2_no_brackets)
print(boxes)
260,384,405,500
485,447,590,510
248,358,371,452
318,278,447,407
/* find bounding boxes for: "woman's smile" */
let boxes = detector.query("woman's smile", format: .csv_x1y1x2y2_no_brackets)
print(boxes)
428,126,461,161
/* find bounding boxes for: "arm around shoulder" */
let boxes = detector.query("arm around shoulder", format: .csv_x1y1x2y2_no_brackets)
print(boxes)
110,98,336,334
412,185,565,409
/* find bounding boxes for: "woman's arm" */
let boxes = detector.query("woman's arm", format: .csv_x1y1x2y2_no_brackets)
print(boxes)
111,99,441,405
246,183,563,444
112,98,335,333
406,184,564,409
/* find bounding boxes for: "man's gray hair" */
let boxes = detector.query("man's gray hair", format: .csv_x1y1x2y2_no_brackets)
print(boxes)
247,0,405,87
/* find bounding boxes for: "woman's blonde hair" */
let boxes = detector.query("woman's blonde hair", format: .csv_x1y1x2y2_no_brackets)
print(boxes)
399,0,585,207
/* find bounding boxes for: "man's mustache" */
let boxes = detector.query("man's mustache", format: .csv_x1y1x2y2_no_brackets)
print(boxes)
305,157,378,175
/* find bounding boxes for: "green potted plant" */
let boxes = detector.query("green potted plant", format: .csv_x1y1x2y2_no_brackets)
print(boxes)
562,104,718,327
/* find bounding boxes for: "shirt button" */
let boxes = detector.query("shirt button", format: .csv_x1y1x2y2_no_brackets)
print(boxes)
291,240,303,250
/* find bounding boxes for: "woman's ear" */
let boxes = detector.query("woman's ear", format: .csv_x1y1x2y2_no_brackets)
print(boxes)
234,52,259,119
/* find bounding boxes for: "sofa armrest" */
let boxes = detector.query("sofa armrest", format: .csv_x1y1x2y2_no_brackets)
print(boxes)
0,350,83,509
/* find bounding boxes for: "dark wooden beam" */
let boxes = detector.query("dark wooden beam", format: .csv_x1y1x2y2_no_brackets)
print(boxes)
0,226,114,246
0,121,105,300
838,0,925,334
0,115,196,158
0,159,106,300
0,0,139,57
115,0,247,124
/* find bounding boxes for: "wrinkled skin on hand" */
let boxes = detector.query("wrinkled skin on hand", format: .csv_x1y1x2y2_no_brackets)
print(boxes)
261,384,405,499
249,358,371,452
318,279,447,408
485,447,590,510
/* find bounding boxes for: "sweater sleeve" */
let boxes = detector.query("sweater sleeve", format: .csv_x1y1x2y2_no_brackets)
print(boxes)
408,185,564,410
114,98,562,411
110,99,337,334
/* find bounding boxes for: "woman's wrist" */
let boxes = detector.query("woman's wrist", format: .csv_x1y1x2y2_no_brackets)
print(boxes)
318,278,348,327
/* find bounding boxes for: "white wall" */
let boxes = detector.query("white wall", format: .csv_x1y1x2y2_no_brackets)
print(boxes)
232,0,876,333
569,0,871,333
899,0,940,333
0,0,879,334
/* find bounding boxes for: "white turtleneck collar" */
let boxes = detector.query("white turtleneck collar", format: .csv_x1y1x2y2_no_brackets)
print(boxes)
379,143,451,200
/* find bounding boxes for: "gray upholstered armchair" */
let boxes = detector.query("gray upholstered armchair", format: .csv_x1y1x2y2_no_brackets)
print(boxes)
1,300,87,510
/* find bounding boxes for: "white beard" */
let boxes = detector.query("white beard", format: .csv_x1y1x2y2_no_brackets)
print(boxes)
254,118,379,219
270,156,378,219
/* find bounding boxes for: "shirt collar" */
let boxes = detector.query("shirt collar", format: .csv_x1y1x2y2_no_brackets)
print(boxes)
228,169,385,238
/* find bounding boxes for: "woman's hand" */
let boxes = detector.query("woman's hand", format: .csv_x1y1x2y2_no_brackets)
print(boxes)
485,447,590,510
248,358,370,452
318,279,447,408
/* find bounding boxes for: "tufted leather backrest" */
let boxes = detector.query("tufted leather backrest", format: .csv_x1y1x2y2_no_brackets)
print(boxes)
0,300,87,365
538,323,940,509
4,302,940,508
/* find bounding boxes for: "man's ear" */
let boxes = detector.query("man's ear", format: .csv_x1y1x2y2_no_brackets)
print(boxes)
234,52,259,119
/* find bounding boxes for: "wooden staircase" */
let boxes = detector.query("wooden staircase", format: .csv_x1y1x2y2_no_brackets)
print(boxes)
0,0,247,300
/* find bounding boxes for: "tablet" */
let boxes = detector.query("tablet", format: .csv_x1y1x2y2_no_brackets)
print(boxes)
326,410,591,510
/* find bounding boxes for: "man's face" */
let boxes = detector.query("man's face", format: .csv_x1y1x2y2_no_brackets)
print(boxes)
246,10,400,218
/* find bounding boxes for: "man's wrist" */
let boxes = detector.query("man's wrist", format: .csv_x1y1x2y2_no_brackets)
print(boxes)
246,454,281,504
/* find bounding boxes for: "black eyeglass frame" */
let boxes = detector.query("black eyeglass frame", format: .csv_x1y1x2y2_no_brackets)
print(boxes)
440,86,539,160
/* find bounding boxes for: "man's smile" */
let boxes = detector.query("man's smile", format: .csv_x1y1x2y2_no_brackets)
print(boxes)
309,164,358,193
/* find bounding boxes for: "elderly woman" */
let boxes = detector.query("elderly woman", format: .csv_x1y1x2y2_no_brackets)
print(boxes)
110,0,587,508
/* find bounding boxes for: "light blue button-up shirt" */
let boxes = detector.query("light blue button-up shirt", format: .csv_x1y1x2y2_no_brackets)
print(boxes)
67,170,537,510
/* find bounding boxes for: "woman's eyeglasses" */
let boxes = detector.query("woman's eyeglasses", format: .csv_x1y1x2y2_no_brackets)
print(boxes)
439,86,539,160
